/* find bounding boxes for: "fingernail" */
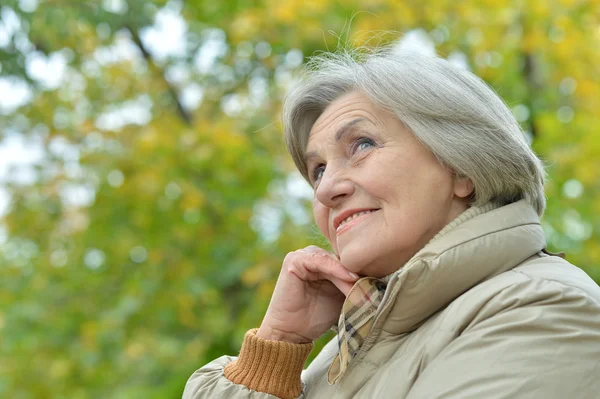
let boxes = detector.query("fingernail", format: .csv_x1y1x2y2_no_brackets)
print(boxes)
348,272,359,279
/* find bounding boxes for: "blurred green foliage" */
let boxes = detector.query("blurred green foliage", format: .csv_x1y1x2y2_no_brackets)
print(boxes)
0,0,598,397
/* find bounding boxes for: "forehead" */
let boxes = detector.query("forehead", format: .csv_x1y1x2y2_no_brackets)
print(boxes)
307,91,382,148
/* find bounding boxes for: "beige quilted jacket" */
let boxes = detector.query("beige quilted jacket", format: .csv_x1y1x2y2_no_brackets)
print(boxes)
184,200,600,398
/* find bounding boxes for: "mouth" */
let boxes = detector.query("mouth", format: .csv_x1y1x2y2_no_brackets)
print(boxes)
334,209,380,232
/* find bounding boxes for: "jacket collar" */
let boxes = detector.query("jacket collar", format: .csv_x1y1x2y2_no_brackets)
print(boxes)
373,200,546,335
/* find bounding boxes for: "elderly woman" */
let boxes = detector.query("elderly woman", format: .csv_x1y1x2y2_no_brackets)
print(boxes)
184,48,600,398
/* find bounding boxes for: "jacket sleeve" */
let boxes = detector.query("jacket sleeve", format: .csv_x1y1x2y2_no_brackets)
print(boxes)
405,277,600,399
183,329,314,399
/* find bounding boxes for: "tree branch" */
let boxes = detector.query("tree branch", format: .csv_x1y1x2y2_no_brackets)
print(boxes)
126,25,193,126
522,52,539,140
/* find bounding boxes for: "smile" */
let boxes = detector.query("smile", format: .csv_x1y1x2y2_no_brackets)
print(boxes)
336,209,379,234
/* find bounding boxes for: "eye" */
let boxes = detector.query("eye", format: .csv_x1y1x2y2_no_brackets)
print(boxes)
351,137,376,154
311,164,325,184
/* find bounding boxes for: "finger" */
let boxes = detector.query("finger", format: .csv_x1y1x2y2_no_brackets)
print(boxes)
299,246,343,265
299,245,331,255
301,253,359,282
289,264,354,297
329,275,355,297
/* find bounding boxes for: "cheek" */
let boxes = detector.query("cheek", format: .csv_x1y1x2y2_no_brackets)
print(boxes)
389,155,453,199
312,200,331,239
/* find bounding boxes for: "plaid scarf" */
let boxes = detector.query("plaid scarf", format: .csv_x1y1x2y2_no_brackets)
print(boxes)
327,277,387,384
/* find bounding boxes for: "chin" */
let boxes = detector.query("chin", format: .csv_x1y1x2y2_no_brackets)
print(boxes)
339,251,381,277
339,244,406,278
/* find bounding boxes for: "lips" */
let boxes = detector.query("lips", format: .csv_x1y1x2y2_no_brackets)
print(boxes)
333,208,380,231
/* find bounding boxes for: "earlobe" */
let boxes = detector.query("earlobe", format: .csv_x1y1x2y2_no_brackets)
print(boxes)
454,177,474,199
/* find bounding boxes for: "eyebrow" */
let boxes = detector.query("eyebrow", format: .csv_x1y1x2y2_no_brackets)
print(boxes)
304,117,374,163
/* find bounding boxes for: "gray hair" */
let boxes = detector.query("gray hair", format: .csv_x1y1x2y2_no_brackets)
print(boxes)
283,47,547,215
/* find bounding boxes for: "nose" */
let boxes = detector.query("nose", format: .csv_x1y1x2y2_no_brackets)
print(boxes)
315,164,354,208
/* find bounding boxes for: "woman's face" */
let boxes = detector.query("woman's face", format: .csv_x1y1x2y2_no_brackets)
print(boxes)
306,91,472,277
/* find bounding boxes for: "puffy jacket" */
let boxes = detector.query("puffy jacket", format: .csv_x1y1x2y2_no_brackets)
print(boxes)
184,200,600,398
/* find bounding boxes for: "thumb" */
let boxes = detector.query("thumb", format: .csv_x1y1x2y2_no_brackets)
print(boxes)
330,276,356,297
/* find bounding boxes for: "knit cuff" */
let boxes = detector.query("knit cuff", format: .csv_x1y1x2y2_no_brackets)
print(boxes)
224,328,314,399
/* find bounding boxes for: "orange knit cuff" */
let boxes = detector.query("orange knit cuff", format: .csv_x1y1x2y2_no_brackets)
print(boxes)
223,328,314,399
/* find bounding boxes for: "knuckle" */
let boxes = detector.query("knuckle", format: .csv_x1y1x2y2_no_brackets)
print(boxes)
284,250,309,267
303,245,323,253
283,252,299,266
287,263,298,274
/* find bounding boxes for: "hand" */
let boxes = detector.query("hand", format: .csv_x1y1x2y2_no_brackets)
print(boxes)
256,246,359,344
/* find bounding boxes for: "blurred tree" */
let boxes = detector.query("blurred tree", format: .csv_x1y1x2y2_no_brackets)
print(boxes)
0,0,598,397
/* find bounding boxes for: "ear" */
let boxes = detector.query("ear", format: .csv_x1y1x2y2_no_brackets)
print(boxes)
453,176,474,199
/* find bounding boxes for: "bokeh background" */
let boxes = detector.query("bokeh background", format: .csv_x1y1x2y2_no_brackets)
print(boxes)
0,0,599,397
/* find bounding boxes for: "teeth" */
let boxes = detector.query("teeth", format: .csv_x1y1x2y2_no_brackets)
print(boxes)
338,210,376,228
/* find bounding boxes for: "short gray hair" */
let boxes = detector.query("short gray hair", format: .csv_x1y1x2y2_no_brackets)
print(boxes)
283,47,547,215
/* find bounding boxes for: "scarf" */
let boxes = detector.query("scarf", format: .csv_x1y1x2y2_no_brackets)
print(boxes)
327,203,500,384
327,277,386,384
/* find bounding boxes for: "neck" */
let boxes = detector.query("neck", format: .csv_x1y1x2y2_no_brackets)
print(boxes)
381,202,500,283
